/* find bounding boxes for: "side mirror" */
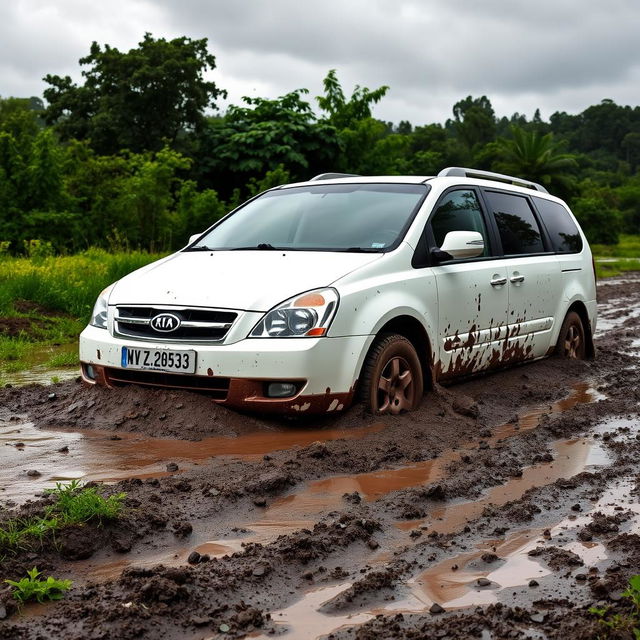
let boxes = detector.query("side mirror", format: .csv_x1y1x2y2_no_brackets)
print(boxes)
187,233,202,246
439,231,485,259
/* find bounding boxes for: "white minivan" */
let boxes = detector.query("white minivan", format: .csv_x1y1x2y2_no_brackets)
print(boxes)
79,167,596,415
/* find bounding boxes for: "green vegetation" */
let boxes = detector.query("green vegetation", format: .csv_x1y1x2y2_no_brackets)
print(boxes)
2,34,640,256
5,567,72,604
0,250,162,378
594,234,640,278
0,481,126,554
589,575,640,638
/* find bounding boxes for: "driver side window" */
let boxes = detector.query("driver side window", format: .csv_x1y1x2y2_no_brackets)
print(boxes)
430,189,490,257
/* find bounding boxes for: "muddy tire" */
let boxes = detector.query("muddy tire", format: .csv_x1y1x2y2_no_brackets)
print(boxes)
555,311,586,359
359,333,424,415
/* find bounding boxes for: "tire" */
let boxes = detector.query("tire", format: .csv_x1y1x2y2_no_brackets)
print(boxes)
359,333,424,415
555,311,587,359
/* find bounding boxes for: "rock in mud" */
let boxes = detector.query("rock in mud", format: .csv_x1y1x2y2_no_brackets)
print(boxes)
429,602,445,614
166,462,179,472
245,471,293,494
187,551,201,565
26,469,41,477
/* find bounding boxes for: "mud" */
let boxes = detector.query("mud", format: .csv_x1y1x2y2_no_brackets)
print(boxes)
0,273,639,639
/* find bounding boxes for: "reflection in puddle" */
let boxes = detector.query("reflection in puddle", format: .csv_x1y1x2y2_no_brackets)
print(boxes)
396,435,611,534
256,383,603,527
258,472,639,640
0,420,385,504
1,343,78,387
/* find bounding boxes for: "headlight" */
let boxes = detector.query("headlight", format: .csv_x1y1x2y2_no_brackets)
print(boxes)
250,288,339,338
90,285,114,329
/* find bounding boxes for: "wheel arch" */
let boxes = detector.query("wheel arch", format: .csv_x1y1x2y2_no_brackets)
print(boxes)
565,300,595,359
363,314,434,391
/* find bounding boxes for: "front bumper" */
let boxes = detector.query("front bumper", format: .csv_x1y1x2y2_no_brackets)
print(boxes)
79,325,372,414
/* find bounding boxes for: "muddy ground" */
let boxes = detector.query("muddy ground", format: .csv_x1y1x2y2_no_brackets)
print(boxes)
0,275,639,639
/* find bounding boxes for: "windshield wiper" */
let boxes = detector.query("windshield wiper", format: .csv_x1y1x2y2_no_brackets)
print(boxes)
185,245,215,251
342,247,384,253
231,243,280,250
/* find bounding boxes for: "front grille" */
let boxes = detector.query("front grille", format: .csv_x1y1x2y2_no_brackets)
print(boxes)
104,367,230,399
114,306,237,342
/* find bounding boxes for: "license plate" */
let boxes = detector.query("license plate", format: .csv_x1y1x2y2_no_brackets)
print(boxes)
121,346,196,374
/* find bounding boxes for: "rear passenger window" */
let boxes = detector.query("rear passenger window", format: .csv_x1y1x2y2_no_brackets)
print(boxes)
430,189,490,257
484,191,545,255
533,197,583,254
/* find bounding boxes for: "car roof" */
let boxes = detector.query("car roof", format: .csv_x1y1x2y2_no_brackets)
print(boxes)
278,174,565,204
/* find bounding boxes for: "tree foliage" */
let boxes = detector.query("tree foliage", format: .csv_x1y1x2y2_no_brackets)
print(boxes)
1,37,639,251
43,34,225,154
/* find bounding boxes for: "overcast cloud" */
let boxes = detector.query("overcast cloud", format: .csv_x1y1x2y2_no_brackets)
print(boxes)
1,0,639,125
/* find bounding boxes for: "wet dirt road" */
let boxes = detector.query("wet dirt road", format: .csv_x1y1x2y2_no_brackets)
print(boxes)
1,274,639,640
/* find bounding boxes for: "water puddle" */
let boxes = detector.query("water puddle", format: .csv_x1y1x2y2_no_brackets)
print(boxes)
595,299,640,335
255,450,639,640
0,419,385,504
254,383,603,527
2,343,78,386
396,434,610,534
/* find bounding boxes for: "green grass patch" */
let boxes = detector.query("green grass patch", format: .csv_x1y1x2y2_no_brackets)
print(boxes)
5,567,72,605
0,249,164,319
595,258,640,279
0,249,163,376
0,481,126,555
45,349,79,368
589,574,640,637
592,234,640,258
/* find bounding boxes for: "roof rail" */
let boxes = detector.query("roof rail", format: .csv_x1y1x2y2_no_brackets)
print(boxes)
309,172,360,181
437,167,548,193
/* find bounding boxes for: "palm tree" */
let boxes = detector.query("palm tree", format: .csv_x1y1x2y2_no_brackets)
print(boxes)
495,126,578,197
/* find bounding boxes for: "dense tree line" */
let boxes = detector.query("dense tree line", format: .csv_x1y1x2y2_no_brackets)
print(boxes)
1,34,639,254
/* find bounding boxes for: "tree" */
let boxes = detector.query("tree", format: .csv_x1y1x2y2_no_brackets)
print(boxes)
195,90,340,196
493,126,578,197
450,95,496,153
317,69,388,130
43,34,226,154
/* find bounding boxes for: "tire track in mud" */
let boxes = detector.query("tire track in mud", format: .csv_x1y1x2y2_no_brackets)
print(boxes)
1,274,640,639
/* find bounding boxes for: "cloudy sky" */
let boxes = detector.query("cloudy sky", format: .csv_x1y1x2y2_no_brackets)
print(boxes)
1,0,639,126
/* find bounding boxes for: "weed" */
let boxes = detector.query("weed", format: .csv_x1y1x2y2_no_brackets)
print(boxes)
0,481,126,554
5,567,72,604
46,480,126,524
589,575,640,638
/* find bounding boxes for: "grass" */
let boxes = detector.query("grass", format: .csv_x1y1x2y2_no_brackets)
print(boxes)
592,234,640,258
589,574,640,638
5,567,72,604
0,480,126,554
0,248,164,319
0,248,164,377
593,233,640,278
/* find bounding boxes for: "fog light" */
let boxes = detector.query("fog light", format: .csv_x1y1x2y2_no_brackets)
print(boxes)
84,364,96,380
267,382,297,398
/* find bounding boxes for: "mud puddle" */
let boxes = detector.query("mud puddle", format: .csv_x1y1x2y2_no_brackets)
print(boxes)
256,425,638,640
395,431,610,534
253,383,603,527
2,343,78,387
0,419,385,504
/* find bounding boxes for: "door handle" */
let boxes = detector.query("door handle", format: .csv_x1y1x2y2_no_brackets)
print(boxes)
510,273,525,283
490,276,507,286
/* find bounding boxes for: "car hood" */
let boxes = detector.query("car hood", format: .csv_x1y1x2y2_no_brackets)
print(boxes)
109,250,382,311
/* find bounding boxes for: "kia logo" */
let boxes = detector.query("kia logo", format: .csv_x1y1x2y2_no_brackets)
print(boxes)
150,313,181,332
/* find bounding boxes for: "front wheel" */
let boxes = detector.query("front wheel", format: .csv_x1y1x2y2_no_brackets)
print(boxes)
359,333,424,414
555,311,586,359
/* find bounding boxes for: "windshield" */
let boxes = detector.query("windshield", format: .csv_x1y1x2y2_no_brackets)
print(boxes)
187,183,428,252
